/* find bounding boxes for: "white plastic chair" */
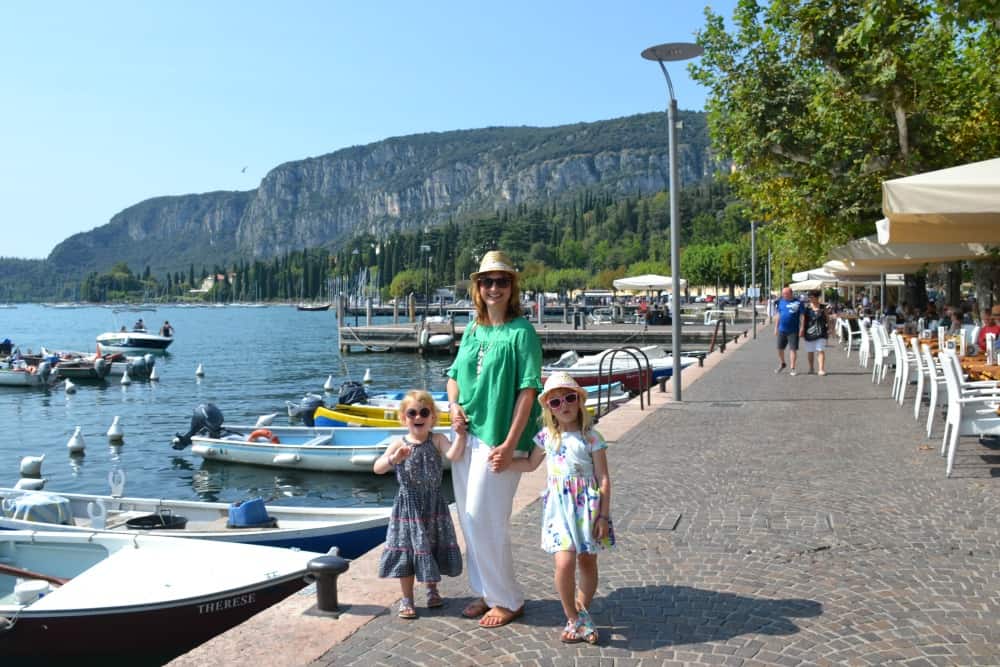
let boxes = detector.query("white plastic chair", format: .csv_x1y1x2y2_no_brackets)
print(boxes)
892,332,918,406
939,350,1000,476
857,319,872,368
870,323,892,385
922,344,947,437
911,337,926,420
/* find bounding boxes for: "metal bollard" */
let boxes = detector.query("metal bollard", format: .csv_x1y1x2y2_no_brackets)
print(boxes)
307,549,350,612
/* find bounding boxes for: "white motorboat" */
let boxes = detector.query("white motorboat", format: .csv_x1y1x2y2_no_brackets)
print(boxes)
0,487,390,558
0,529,314,660
543,345,700,393
95,328,173,353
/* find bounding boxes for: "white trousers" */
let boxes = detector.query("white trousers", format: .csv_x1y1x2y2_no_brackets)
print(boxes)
451,434,524,611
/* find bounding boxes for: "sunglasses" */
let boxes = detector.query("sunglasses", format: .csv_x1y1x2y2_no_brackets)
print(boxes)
546,393,579,409
477,276,511,289
404,407,432,419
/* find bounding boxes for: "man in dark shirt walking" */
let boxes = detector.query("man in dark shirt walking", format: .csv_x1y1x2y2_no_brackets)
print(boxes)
774,286,805,375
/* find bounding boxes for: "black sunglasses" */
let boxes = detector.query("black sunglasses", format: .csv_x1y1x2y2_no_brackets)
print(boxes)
477,276,511,289
546,393,579,409
405,407,432,419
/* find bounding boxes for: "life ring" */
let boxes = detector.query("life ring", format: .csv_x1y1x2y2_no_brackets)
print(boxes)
247,429,280,444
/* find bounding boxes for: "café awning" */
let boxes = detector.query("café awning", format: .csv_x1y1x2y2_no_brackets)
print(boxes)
880,157,1000,244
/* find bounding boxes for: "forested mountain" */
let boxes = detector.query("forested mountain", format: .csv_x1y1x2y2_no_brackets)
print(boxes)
0,111,717,301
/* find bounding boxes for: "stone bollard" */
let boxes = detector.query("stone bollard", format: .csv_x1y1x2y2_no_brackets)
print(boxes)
308,549,350,612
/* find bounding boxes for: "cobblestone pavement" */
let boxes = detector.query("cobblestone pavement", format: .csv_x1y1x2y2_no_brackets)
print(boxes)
314,335,1000,667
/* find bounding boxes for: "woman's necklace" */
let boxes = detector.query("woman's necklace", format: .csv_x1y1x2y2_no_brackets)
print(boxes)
476,324,499,375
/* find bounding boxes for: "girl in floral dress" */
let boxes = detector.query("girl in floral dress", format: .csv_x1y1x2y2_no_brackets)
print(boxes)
509,371,614,644
374,390,466,619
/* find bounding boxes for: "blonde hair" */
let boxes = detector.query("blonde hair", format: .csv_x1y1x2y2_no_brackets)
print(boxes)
540,389,593,445
398,390,439,426
471,272,523,324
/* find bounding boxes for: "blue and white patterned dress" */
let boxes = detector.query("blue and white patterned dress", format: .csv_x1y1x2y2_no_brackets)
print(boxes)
533,428,616,554
378,436,463,582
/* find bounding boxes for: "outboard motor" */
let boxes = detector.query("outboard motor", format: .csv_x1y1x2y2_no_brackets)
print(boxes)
338,381,368,406
287,393,325,427
94,357,107,378
37,361,52,383
129,355,152,378
172,403,225,449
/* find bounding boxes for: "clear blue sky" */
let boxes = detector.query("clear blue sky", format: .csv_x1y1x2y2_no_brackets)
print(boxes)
0,0,736,260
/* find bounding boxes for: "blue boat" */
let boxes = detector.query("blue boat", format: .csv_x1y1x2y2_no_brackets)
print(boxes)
0,486,389,558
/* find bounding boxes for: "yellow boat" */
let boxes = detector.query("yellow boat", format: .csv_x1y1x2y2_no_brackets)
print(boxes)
314,400,596,428
314,404,451,428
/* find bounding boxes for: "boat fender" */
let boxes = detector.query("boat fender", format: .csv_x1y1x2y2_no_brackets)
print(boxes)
272,453,301,465
248,428,280,444
418,328,429,348
108,469,126,497
87,498,107,529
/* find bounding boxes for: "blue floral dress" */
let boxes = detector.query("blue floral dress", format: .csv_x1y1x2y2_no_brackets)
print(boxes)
533,428,616,554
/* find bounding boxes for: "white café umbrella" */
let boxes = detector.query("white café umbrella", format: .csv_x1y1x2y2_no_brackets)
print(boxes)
833,230,989,269
612,274,687,291
880,157,1000,244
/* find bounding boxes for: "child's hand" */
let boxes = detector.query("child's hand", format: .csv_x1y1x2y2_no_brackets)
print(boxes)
393,444,413,463
594,516,609,541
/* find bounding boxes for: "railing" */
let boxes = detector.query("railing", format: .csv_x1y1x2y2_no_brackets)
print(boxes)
595,346,652,416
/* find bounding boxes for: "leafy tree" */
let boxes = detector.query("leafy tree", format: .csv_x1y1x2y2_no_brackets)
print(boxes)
691,0,1000,269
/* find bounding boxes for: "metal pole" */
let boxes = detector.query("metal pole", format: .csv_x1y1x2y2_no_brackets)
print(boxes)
751,220,757,338
644,42,703,402
667,84,682,401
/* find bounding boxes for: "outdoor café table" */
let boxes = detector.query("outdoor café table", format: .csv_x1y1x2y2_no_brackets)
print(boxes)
959,355,1000,381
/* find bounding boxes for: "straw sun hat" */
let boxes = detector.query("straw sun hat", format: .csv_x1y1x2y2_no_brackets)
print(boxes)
538,371,587,406
470,250,518,281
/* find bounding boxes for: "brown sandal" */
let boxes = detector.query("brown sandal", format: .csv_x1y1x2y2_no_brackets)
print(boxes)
461,598,488,618
478,605,524,628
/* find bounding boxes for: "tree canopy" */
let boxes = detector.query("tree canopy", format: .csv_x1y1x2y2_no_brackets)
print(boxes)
690,0,1000,268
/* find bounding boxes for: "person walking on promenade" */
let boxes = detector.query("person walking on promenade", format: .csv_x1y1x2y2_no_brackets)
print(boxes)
802,289,830,376
446,250,543,628
374,390,465,619
774,286,805,375
509,371,614,645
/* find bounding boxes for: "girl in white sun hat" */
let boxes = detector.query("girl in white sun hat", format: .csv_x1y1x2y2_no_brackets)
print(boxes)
509,371,615,645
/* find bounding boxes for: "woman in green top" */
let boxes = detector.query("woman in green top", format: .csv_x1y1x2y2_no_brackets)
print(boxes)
447,250,543,628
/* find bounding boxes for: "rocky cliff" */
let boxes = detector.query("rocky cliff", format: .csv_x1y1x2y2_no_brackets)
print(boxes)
45,111,712,277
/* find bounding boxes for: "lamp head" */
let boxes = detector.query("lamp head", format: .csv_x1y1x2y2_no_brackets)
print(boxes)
641,42,703,62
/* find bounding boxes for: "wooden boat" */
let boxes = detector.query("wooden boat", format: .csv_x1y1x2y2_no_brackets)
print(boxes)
542,345,700,393
0,530,313,660
187,424,450,472
0,487,389,558
296,302,331,311
96,328,172,353
0,359,54,388
39,346,156,380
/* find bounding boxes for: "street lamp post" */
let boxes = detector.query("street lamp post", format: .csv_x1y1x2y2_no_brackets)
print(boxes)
751,220,757,338
420,244,431,319
642,41,703,403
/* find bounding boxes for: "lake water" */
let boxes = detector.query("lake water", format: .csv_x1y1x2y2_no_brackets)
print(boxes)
0,304,455,508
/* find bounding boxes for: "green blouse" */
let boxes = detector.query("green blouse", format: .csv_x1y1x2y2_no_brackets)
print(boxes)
447,316,543,452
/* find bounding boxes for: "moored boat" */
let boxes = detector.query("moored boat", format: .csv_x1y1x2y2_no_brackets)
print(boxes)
542,345,700,393
0,529,314,661
0,487,389,558
296,302,331,311
95,328,173,353
185,424,428,472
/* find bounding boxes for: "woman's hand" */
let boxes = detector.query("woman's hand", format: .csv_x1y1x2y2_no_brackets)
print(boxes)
487,444,514,472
